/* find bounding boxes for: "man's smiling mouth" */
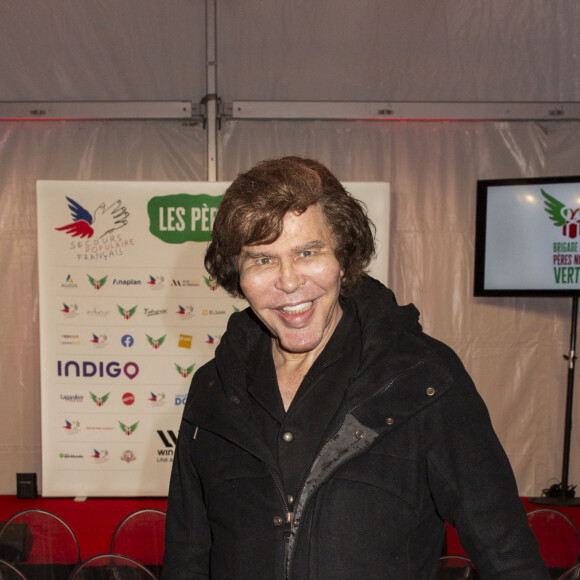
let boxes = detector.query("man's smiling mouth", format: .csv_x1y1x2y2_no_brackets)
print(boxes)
282,301,313,315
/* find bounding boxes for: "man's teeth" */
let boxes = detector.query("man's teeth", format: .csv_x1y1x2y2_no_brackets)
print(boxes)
282,302,313,314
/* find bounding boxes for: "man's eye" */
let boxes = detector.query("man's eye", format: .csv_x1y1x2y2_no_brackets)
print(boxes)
300,250,314,258
256,257,272,265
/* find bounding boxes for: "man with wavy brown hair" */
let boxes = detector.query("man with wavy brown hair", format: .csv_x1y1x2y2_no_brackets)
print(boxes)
163,157,547,579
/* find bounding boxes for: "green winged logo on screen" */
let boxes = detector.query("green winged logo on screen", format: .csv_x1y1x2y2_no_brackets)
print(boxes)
542,189,580,239
147,193,223,243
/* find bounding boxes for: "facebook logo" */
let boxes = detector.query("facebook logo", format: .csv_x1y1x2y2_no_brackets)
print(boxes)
121,334,134,348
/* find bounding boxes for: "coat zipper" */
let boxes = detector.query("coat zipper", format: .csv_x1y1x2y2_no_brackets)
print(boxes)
285,360,425,579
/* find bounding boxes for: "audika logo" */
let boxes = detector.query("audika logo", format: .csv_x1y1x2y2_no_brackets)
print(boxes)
147,275,165,290
119,420,139,436
55,196,129,240
117,305,137,320
61,303,79,318
175,363,195,378
88,274,108,289
90,333,108,348
177,305,195,319
61,274,78,288
146,334,167,349
63,420,81,434
543,189,580,238
90,392,110,406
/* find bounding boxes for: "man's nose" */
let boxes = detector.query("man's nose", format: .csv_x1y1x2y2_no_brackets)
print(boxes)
275,260,304,293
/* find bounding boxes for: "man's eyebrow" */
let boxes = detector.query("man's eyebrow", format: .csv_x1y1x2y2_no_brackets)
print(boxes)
239,249,274,259
295,240,327,252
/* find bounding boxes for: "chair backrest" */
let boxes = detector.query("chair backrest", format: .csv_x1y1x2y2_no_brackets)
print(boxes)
559,563,580,579
110,509,166,567
69,554,158,580
0,558,27,579
438,555,479,579
528,508,580,570
0,508,80,580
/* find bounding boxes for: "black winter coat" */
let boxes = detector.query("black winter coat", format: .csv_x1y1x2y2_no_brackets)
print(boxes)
162,277,548,579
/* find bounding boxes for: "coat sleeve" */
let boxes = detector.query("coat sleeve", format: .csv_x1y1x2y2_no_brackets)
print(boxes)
423,354,549,580
162,416,212,580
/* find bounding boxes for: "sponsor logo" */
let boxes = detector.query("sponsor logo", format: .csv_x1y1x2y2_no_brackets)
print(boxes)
121,450,137,463
147,194,222,243
61,274,78,288
60,393,84,403
143,307,167,317
60,333,81,346
88,274,108,289
156,429,178,463
63,419,81,434
206,334,223,347
121,334,134,348
175,363,195,378
147,275,165,290
90,333,108,348
178,334,192,349
58,360,139,380
59,453,84,459
119,420,139,436
87,306,110,318
171,279,200,288
112,278,141,286
202,309,226,316
176,305,195,319
204,276,219,291
61,303,79,318
148,392,166,406
175,394,188,406
55,196,129,240
122,392,135,406
157,429,178,447
117,305,137,320
92,449,109,463
146,334,167,349
90,392,110,406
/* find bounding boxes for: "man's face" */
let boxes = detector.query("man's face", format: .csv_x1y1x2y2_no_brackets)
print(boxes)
238,204,344,356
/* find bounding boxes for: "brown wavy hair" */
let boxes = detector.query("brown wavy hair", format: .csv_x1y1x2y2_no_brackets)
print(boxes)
205,156,375,298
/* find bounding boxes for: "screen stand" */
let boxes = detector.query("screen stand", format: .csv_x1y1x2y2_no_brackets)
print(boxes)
529,295,580,506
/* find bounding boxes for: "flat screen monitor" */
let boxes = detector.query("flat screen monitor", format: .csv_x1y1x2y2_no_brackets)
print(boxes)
475,175,580,296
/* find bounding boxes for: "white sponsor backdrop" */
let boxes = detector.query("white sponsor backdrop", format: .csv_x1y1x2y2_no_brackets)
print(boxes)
37,180,389,497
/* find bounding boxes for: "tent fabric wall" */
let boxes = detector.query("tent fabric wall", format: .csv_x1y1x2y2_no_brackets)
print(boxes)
1,117,579,496
1,0,580,497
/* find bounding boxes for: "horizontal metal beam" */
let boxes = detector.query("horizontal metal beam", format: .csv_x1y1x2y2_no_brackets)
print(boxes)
227,100,580,121
0,101,197,120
